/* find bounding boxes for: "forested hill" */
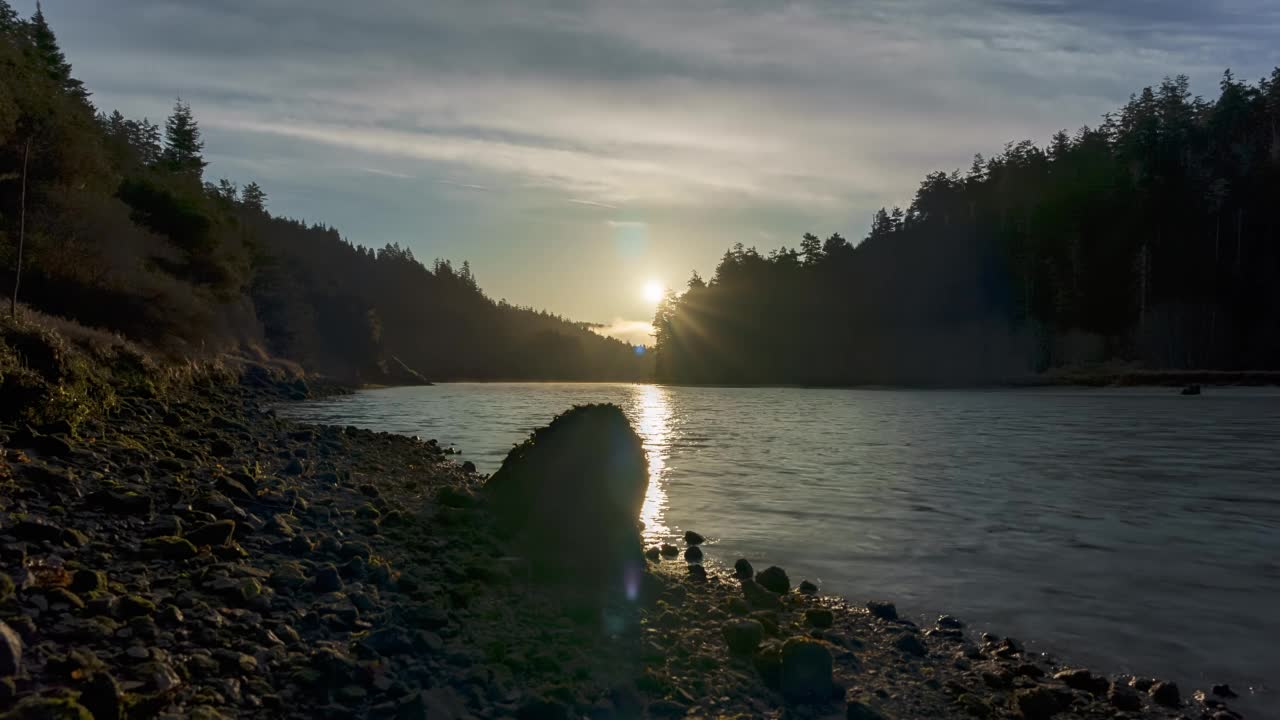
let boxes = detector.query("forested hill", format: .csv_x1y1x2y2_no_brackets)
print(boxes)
653,72,1280,386
0,3,646,382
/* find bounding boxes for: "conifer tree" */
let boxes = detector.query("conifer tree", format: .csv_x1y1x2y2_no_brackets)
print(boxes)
163,99,206,178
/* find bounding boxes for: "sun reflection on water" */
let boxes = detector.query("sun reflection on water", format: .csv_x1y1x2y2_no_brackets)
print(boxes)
632,384,672,543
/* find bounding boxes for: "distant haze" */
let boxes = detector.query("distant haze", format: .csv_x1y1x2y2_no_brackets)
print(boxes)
35,0,1278,336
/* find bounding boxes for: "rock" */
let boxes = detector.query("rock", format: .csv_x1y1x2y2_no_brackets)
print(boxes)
362,628,414,656
805,608,834,629
733,558,753,579
684,546,703,562
798,580,818,595
644,547,661,561
846,701,886,720
1107,683,1142,711
723,620,765,654
1211,684,1237,698
436,486,476,509
688,564,707,581
755,565,790,594
779,638,834,703
185,520,236,547
44,587,85,611
78,672,124,720
741,579,782,609
209,439,234,457
1,620,22,676
937,614,964,629
13,519,64,543
484,404,648,583
136,660,183,693
461,461,477,473
311,564,344,593
684,530,705,545
894,632,927,657
1010,687,1061,719
1053,668,1108,695
142,536,198,560
659,543,680,558
0,696,93,719
117,595,156,619
866,601,898,621
1149,681,1180,707
85,489,153,516
0,574,12,601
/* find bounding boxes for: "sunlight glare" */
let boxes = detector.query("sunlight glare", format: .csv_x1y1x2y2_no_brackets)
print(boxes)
643,280,664,304
633,384,672,542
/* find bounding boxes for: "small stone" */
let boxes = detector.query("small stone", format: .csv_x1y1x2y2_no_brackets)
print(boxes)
1,696,93,719
86,489,153,516
733,558,753,579
142,535,198,560
1011,687,1061,719
1107,683,1142,711
311,564,344,593
741,578,782,609
684,546,703,562
45,587,85,611
937,614,963,629
718,619,764,654
461,461,477,473
14,519,64,543
69,570,107,595
687,564,707,581
894,632,927,657
779,638,834,703
79,672,124,720
1053,668,1107,695
1,620,22,676
118,595,157,619
866,601,898,621
798,580,818,595
683,530,705,545
185,520,236,547
846,701,885,720
755,566,790,594
659,543,680,558
362,628,414,656
1211,684,1237,699
805,608,834,629
644,546,661,561
1149,681,1180,707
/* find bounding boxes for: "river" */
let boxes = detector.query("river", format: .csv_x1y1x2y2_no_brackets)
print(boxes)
281,383,1280,717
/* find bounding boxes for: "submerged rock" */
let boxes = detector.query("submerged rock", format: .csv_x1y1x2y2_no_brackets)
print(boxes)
484,404,648,584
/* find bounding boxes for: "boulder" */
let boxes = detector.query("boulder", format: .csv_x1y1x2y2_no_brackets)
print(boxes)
755,566,790,594
484,404,648,583
866,601,898,621
684,530,705,545
723,620,765,654
1149,681,1180,707
779,638,834,703
733,558,754,579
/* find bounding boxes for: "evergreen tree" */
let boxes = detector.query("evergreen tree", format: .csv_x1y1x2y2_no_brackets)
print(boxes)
162,99,206,178
240,181,266,211
27,2,86,99
799,233,822,265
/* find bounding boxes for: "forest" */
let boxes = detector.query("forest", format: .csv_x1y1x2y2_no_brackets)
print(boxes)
0,2,648,383
653,71,1280,385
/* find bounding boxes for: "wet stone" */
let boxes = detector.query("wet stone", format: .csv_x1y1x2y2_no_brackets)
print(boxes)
779,638,834,703
894,632,927,657
755,566,790,594
1149,680,1180,707
684,546,703,562
805,608,834,629
723,620,766,654
866,601,898,621
733,558,754,579
1011,686,1061,719
659,543,680,558
798,580,818,595
683,530,705,545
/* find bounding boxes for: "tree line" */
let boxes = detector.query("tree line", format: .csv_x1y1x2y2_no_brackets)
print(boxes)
0,2,647,383
653,72,1280,385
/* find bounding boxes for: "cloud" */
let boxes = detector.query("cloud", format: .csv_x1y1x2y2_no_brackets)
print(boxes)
42,0,1280,321
606,220,647,228
589,318,656,346
359,167,415,179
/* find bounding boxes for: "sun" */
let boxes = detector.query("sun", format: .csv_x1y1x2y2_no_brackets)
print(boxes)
643,280,665,304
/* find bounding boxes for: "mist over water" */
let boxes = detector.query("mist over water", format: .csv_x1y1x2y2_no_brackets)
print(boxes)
284,383,1280,718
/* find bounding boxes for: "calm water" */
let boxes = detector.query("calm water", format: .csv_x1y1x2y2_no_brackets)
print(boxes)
283,383,1280,717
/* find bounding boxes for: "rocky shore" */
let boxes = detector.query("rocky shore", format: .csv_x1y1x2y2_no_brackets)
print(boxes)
0,338,1253,718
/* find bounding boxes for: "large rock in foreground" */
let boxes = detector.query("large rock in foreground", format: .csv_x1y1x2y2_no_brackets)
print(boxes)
484,404,648,584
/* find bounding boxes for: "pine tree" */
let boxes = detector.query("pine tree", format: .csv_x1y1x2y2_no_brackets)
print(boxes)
799,233,822,265
216,178,238,203
27,2,87,99
0,0,20,34
241,181,266,211
128,118,162,166
163,99,206,178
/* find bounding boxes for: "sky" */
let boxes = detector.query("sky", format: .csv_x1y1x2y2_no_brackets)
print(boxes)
29,0,1280,344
